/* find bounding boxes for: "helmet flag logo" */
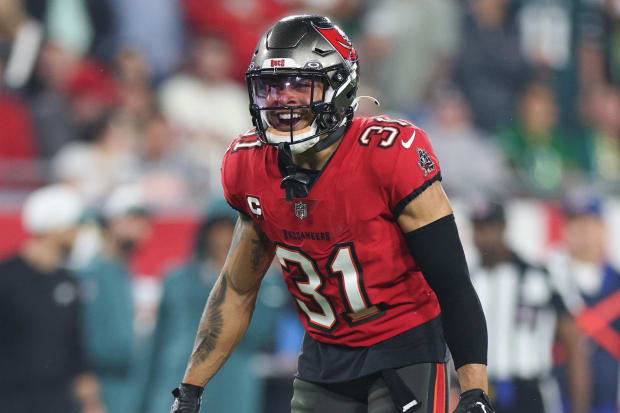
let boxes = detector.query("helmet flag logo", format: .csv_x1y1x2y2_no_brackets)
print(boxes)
313,24,358,62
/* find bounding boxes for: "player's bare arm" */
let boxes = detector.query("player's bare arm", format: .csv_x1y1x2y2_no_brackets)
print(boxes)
398,181,492,410
171,213,275,411
396,180,452,232
185,213,274,384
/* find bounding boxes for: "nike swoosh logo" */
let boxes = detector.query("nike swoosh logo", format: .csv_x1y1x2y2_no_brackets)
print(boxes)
401,130,416,149
402,399,418,412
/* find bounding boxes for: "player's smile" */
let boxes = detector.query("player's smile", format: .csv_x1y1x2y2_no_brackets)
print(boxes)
268,109,314,131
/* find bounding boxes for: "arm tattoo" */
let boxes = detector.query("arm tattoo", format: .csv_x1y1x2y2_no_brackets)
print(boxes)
250,229,271,272
190,274,228,364
230,214,273,275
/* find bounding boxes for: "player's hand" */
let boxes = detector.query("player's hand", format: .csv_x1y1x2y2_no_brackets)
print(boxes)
453,389,495,413
170,383,204,413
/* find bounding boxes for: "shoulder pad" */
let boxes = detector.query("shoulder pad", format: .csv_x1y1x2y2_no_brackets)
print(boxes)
353,116,440,216
355,115,423,151
227,128,263,154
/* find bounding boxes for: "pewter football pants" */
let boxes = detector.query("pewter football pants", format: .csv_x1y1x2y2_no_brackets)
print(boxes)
290,362,449,413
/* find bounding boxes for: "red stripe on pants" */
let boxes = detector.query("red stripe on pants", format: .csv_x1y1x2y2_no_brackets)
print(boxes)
433,363,446,413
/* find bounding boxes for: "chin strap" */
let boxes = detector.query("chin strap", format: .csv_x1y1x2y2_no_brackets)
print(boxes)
313,125,346,152
278,119,349,201
279,143,310,201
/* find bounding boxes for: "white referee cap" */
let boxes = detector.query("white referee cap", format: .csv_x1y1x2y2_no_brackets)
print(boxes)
22,184,85,234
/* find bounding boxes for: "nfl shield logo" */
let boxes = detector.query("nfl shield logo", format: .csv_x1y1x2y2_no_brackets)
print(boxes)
295,201,308,220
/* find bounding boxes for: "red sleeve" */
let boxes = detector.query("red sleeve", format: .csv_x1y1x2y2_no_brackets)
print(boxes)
220,139,248,215
374,124,442,217
221,133,266,216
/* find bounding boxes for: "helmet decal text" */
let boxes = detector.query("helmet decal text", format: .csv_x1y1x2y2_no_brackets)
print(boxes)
261,57,299,69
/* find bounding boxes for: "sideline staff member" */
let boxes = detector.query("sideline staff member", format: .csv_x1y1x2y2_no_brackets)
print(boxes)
0,185,105,413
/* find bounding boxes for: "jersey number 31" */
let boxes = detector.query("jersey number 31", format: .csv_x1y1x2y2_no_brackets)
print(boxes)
275,242,381,330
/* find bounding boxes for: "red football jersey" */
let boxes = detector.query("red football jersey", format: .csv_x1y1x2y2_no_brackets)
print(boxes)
221,116,443,346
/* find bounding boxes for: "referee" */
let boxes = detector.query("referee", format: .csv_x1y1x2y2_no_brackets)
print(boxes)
468,200,589,413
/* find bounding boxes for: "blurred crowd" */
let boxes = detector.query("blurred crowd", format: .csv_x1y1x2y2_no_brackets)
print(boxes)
0,0,619,413
0,0,618,207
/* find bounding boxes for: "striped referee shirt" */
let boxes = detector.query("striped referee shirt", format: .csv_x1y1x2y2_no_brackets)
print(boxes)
471,253,568,381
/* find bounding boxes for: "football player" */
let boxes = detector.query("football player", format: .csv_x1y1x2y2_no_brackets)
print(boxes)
170,15,494,413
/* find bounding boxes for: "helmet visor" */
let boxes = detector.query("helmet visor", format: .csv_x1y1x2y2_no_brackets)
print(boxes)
250,74,326,134
251,74,325,108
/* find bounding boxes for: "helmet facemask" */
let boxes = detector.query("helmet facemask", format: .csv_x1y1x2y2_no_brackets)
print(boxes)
248,68,349,154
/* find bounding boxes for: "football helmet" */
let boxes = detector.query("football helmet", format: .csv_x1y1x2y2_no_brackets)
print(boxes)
246,15,359,154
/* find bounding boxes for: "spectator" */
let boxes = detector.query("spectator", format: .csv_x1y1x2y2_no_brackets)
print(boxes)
515,0,574,72
0,50,38,187
118,81,156,130
469,200,590,413
549,194,620,413
79,184,153,413
453,0,530,132
0,185,105,413
113,50,160,147
34,57,123,189
361,0,459,113
0,0,43,90
45,0,94,57
578,84,620,194
22,0,114,65
143,199,287,413
159,34,250,196
513,0,581,123
29,41,80,159
82,0,115,62
52,111,139,203
115,49,152,89
495,80,587,197
180,0,292,81
65,59,121,142
107,0,185,80
421,85,512,200
578,0,620,90
136,112,208,209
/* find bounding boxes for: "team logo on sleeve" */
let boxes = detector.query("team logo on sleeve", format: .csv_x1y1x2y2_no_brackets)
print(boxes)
294,201,308,220
417,148,435,176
